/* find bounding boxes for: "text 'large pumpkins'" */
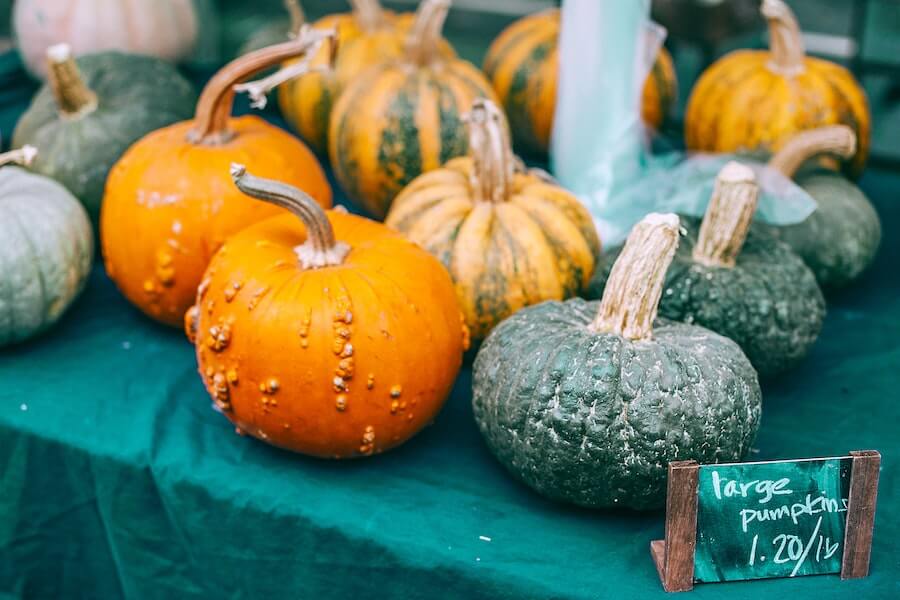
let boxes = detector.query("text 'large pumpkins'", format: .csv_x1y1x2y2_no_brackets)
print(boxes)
482,8,677,156
329,0,497,218
188,166,468,458
685,0,870,177
387,99,600,342
101,34,332,328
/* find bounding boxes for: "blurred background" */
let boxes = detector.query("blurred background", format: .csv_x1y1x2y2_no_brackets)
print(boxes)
1,0,898,164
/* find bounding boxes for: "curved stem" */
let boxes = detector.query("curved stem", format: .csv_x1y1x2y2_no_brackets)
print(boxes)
188,33,329,145
231,164,350,269
466,99,514,203
405,0,450,66
234,26,337,110
591,213,681,340
351,0,386,32
762,0,806,75
693,162,759,268
768,125,857,178
0,146,38,168
45,44,98,118
285,0,306,36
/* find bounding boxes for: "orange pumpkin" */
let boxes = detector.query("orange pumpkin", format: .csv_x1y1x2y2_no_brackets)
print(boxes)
101,33,333,327
187,165,468,458
685,0,871,177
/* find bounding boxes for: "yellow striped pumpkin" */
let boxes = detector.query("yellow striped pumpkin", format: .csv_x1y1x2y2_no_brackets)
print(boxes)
277,0,453,156
329,0,497,218
386,100,601,341
483,8,677,156
685,0,870,177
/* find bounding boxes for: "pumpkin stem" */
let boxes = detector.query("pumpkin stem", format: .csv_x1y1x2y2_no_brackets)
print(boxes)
762,0,806,76
45,44,98,118
230,164,350,269
234,26,337,110
406,0,451,66
0,145,38,168
351,0,386,32
768,125,857,178
285,0,306,36
188,30,330,145
692,162,759,268
591,213,681,340
465,99,514,203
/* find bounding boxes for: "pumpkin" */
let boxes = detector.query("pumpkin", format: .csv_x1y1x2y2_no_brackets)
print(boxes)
329,0,497,218
590,162,825,377
275,0,455,156
472,213,761,509
386,99,600,341
13,0,198,79
238,0,307,57
11,44,196,223
685,0,870,177
0,146,93,347
482,8,678,156
101,34,332,328
767,126,881,289
187,165,468,458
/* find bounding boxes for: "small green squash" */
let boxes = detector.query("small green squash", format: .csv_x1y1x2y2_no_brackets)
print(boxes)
589,162,825,377
12,44,196,223
473,213,761,510
0,147,93,347
767,126,881,289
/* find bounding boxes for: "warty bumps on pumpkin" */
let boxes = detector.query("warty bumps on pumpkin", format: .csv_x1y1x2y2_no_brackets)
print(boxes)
100,32,333,328
187,165,469,458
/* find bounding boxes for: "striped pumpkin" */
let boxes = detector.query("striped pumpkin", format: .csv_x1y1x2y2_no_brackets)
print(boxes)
329,0,497,218
277,0,453,156
685,0,870,177
386,100,601,341
483,8,677,156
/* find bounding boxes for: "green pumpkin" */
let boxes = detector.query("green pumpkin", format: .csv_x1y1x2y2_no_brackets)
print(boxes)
473,213,761,510
0,147,93,347
12,45,196,223
590,163,825,378
766,126,881,290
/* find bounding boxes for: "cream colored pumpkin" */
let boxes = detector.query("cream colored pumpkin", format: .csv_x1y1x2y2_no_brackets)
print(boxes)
14,0,198,78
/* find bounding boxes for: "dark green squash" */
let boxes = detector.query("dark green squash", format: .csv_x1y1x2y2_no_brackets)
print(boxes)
589,162,825,377
473,213,761,510
767,126,881,290
12,44,196,223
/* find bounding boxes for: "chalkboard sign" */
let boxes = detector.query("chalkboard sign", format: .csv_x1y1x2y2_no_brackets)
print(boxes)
649,451,881,593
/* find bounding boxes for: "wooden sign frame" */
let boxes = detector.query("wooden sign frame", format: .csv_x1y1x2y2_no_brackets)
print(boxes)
650,450,881,592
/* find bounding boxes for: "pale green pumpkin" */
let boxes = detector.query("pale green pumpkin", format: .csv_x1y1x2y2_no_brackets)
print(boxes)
0,147,93,347
12,44,196,223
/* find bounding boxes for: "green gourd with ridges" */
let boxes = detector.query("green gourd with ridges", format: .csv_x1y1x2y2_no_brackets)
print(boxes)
473,213,761,510
0,147,93,346
12,45,196,224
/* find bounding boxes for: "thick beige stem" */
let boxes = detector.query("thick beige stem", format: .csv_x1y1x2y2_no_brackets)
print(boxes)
768,125,857,178
0,146,38,168
406,0,450,65
693,162,759,268
466,99,514,203
234,26,337,109
285,0,306,35
762,0,805,76
231,164,350,268
351,0,386,32
591,213,681,340
45,44,98,118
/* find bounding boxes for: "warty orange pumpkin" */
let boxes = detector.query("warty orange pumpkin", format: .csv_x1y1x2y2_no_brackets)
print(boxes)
685,0,871,177
101,32,333,328
329,0,497,219
482,8,677,156
385,99,601,341
187,165,468,458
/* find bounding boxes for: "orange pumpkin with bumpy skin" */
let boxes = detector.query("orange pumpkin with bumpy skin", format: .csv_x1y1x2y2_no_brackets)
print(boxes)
685,0,870,177
101,33,332,327
483,8,677,156
187,165,468,458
